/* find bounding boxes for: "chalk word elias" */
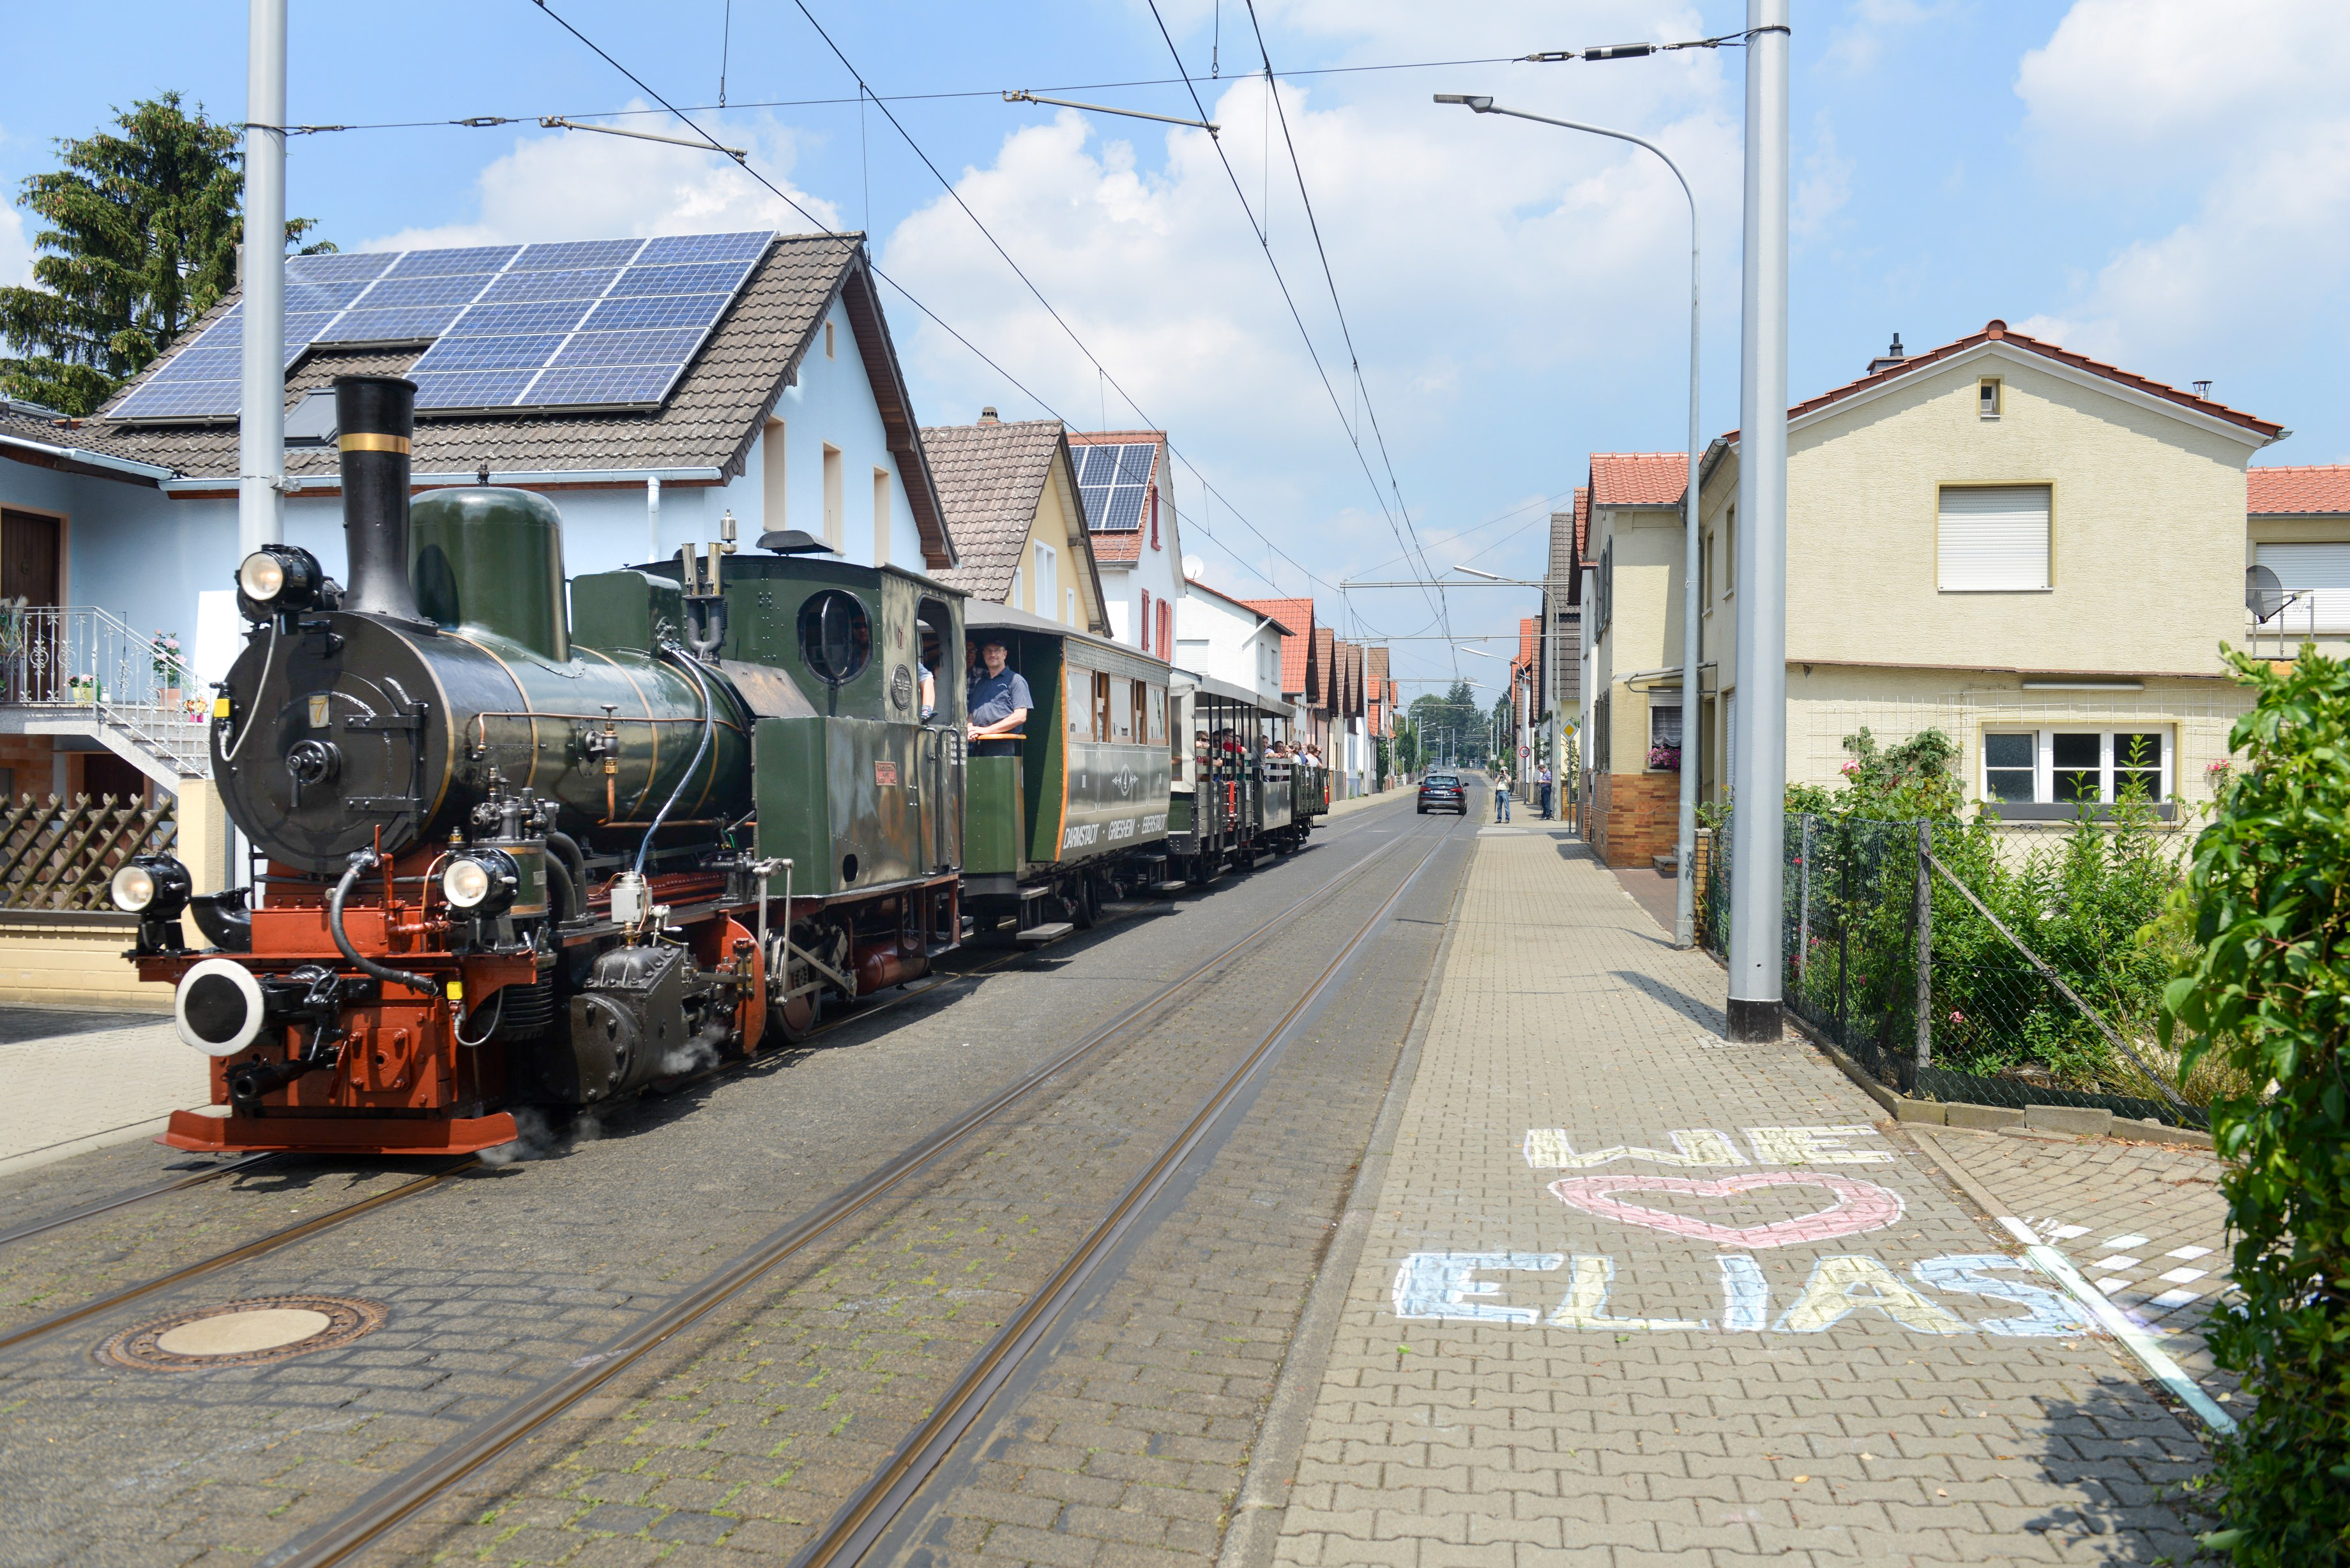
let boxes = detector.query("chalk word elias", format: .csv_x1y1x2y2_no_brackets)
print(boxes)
1522,1125,1894,1169
1392,1251,2091,1338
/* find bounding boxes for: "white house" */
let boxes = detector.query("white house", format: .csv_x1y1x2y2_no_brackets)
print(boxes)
1174,568,1290,704
1067,429,1184,661
0,229,953,809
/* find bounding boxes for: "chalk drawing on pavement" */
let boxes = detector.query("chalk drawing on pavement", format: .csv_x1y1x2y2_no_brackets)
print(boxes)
1547,1169,1906,1249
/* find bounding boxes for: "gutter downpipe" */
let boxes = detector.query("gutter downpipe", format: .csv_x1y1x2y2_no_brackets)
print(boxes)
238,0,287,562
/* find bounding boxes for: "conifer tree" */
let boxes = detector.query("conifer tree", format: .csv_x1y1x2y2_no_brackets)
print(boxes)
0,93,331,415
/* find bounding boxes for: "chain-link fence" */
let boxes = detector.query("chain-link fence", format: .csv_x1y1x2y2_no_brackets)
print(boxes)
1701,811,2205,1129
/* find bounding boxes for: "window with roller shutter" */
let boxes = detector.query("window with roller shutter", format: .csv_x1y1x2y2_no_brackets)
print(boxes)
1937,483,2051,591
2253,543,2350,633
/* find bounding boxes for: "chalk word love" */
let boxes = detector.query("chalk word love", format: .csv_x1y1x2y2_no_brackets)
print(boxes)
1392,1251,2091,1338
1549,1170,1906,1249
1522,1125,1893,1170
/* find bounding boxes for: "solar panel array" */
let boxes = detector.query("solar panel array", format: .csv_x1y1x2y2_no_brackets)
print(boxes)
1074,441,1158,532
109,231,773,423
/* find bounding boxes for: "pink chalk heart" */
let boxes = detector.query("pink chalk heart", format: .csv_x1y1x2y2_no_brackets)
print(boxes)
1547,1170,1905,1249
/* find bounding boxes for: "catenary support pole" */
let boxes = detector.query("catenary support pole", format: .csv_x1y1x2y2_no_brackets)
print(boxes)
1913,820,1932,1087
1725,0,1791,1041
1672,142,1702,948
237,0,287,561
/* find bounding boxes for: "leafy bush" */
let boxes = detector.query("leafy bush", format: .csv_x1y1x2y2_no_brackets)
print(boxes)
2161,649,2350,1564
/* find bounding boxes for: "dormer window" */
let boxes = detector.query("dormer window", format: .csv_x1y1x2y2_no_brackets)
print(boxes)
1979,378,2002,419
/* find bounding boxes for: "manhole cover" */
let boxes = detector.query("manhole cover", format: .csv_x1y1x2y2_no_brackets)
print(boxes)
98,1295,386,1370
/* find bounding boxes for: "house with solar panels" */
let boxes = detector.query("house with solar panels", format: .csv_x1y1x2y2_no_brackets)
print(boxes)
0,229,954,823
1066,430,1183,664
920,408,1107,635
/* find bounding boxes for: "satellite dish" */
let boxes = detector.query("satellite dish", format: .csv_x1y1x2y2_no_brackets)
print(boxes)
2246,564,2286,623
759,529,836,555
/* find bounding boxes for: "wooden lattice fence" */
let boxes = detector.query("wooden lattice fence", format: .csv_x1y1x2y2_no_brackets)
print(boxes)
0,793,176,911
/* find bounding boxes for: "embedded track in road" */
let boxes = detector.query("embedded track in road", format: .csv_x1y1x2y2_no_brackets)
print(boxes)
261,804,1443,1567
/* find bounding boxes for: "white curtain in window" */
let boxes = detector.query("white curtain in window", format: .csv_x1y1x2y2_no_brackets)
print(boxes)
2254,543,2350,633
1938,485,2051,591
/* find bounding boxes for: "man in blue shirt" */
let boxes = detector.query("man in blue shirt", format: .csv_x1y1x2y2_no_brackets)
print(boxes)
966,638,1032,757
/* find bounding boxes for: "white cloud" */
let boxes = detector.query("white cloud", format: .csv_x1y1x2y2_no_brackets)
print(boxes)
0,203,33,289
361,107,840,251
2012,0,2350,373
874,4,1741,596
1823,0,1959,76
1794,114,1851,238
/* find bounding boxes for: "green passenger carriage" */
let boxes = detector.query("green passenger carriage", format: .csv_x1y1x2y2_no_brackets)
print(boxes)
1166,673,1322,883
960,604,1175,940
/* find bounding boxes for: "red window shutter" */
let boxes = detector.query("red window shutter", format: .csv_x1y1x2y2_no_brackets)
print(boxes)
1149,483,1160,549
1158,599,1171,658
1141,589,1152,652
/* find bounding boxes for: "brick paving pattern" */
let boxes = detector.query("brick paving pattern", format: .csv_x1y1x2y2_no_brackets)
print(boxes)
1911,1126,2236,1394
1264,826,2217,1566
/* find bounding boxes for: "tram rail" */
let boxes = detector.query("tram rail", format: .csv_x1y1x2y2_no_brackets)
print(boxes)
261,801,1437,1567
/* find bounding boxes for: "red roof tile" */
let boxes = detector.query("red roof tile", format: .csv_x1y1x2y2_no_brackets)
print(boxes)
1313,626,1336,709
1243,597,1314,695
2248,465,2350,515
1722,320,2282,445
1589,453,1687,508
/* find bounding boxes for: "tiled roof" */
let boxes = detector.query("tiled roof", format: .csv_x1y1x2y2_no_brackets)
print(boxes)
0,405,168,482
1186,575,1292,634
1313,626,1335,710
1243,596,1314,694
1574,487,1589,555
921,417,1072,605
1727,320,2282,444
1548,504,1578,605
60,233,957,567
1067,429,1165,566
1518,616,1538,670
2248,465,2350,516
1589,453,1688,508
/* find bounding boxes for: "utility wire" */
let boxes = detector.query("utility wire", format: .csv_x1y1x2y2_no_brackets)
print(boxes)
1139,0,1439,658
778,0,1384,622
1238,0,1455,680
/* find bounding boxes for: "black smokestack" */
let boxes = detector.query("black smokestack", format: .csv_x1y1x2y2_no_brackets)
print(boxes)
333,375,425,621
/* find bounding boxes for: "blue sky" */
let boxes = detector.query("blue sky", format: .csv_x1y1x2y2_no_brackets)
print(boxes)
8,1,2345,696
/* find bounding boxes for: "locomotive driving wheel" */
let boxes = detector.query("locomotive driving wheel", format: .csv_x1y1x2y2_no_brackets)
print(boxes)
763,926,824,1044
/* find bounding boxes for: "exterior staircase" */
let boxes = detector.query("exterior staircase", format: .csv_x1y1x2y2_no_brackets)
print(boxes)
0,605,213,786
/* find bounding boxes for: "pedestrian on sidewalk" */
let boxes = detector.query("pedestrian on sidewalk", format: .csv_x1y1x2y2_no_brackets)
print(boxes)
1493,773,1511,822
1538,762,1554,818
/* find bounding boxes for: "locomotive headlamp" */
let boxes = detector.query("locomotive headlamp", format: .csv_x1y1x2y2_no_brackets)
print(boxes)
236,544,325,621
111,854,192,920
442,849,519,916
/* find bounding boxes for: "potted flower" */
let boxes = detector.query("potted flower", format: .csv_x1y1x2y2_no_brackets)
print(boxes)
152,632,185,710
1648,742,1681,772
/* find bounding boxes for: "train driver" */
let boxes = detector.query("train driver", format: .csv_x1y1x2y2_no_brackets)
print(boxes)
966,637,1032,757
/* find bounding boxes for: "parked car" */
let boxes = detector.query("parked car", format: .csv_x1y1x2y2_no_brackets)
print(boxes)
1418,773,1466,815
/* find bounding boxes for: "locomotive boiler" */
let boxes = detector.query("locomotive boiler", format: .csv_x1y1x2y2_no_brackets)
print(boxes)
121,375,967,1154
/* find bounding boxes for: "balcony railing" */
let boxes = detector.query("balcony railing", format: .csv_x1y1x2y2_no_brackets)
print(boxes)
0,605,213,776
2248,588,2332,660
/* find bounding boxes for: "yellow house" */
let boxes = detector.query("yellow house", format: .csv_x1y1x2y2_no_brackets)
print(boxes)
1581,453,1699,866
2245,465,2350,659
921,409,1108,636
1676,320,2284,833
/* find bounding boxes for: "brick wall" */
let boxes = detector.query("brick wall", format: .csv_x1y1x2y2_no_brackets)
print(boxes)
1588,770,1681,868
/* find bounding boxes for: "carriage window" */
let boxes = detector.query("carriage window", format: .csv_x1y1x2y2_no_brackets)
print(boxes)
1112,678,1135,741
1093,672,1112,741
798,591,870,685
1147,686,1166,745
1066,663,1089,735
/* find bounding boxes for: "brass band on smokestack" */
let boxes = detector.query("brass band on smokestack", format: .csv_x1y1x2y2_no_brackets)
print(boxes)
333,375,426,621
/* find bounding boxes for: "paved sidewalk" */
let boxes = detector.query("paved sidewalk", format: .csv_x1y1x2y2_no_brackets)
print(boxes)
1910,1126,2236,1396
1264,827,2213,1566
0,1011,208,1177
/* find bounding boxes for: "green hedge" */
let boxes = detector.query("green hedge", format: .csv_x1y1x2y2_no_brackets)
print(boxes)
2162,650,2350,1565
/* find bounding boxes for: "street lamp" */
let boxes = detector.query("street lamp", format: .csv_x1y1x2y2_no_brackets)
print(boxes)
1436,92,1704,949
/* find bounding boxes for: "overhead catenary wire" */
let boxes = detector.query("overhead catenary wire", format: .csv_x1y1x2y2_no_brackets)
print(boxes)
1138,0,1446,667
1237,0,1457,679
521,0,1354,614
776,0,1391,624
